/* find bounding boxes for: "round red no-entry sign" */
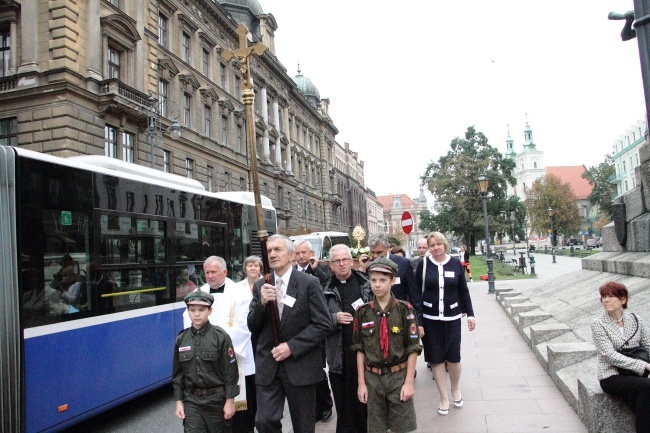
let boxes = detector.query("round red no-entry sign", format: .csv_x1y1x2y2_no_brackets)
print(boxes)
401,211,413,234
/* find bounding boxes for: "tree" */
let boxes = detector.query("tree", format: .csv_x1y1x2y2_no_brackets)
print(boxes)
420,126,516,253
582,155,616,221
524,174,580,242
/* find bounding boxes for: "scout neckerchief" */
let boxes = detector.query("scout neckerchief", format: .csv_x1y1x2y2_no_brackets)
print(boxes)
371,295,398,359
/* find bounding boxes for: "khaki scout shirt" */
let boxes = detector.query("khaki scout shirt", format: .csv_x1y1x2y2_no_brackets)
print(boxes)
351,294,422,368
172,322,240,402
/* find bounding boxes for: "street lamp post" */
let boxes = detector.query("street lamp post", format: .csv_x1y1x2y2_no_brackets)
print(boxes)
146,94,181,169
548,207,556,264
510,211,516,256
477,175,495,294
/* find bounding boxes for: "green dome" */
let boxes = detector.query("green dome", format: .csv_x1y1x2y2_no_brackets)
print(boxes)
293,67,320,105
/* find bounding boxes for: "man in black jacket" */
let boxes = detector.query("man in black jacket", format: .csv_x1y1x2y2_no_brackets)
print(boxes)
293,240,333,422
323,244,371,433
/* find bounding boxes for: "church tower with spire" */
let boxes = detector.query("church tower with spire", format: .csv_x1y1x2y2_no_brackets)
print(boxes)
506,115,546,200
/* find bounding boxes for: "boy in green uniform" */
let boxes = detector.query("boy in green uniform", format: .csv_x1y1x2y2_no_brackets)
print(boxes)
352,257,422,433
172,291,240,433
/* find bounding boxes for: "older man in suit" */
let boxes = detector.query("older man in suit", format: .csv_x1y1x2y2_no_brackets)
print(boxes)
248,234,333,433
359,232,424,338
293,240,333,422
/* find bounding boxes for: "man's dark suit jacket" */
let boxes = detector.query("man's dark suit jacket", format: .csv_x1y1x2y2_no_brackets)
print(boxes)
295,262,330,285
248,270,333,387
388,253,423,325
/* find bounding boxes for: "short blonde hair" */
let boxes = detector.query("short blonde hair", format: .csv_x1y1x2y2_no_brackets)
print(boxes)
427,232,449,253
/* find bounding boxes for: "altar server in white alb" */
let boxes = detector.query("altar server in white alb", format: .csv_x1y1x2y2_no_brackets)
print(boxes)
183,255,256,433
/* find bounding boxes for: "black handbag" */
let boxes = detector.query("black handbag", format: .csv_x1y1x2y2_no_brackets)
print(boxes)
615,313,650,378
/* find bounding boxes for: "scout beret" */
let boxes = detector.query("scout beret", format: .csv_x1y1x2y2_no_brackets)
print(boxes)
368,257,398,276
184,290,214,307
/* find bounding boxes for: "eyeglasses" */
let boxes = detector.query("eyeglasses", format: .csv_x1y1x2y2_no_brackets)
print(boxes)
331,258,351,265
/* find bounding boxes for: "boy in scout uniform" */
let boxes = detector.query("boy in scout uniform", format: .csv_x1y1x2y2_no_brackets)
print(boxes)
172,291,240,433
352,257,422,433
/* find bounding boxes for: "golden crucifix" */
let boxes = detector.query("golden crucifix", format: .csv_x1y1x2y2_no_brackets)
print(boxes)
222,24,280,345
222,24,268,244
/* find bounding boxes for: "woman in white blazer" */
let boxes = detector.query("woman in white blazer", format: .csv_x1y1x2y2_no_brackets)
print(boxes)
591,282,650,433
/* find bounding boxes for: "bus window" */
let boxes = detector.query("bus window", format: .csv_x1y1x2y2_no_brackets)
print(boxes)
100,215,166,264
175,222,200,261
23,210,91,327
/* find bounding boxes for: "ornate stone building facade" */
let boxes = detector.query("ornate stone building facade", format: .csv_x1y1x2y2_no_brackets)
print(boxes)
0,0,366,235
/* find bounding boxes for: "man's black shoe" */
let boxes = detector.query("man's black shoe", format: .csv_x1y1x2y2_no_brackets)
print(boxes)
322,409,332,421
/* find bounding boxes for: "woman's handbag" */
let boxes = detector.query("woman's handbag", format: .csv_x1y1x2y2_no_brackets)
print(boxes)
616,313,650,378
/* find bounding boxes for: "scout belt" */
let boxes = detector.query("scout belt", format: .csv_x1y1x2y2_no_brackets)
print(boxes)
185,386,224,396
365,361,408,376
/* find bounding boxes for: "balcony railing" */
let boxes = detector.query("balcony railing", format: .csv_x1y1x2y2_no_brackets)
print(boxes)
100,79,150,107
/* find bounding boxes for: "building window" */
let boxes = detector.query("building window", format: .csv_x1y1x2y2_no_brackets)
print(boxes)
108,0,120,7
159,79,169,117
183,93,191,127
182,32,191,63
0,118,17,146
236,124,243,153
0,27,9,77
158,14,168,48
163,150,171,173
207,165,214,192
234,76,241,98
204,106,211,137
287,191,292,211
105,125,118,158
105,126,135,161
220,63,227,88
202,48,210,76
122,131,134,162
107,46,120,79
240,176,246,191
224,171,231,191
221,115,229,146
186,158,194,178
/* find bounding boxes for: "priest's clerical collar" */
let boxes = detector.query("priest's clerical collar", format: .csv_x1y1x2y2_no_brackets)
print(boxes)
210,284,226,294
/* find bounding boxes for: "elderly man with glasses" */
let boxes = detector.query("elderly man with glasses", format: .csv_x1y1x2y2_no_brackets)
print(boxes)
322,244,372,433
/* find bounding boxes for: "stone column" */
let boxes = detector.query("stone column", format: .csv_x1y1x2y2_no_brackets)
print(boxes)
85,0,102,80
274,136,281,167
262,129,271,164
17,0,39,73
260,86,268,122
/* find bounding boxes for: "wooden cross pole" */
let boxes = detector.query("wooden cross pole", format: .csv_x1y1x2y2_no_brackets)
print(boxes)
222,24,280,345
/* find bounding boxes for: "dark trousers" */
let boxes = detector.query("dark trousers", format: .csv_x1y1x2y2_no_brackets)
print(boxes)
232,374,256,433
330,372,367,433
601,374,650,433
315,371,333,417
255,363,317,433
183,399,231,433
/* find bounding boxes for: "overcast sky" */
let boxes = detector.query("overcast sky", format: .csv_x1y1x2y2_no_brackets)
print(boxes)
260,0,645,199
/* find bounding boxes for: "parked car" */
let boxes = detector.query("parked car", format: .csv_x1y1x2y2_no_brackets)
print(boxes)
586,238,597,249
565,238,581,246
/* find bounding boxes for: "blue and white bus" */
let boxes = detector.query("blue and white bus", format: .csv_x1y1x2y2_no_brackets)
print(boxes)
0,146,276,433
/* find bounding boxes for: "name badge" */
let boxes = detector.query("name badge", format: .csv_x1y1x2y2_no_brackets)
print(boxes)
423,301,433,307
444,271,455,278
394,277,401,285
450,302,458,309
281,293,296,307
179,346,191,352
351,298,364,310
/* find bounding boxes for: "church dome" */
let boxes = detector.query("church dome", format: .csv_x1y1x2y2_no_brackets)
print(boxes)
293,67,320,106
217,0,263,16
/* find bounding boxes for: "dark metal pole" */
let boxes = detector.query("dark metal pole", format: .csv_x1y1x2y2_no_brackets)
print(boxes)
551,215,557,264
482,194,495,294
